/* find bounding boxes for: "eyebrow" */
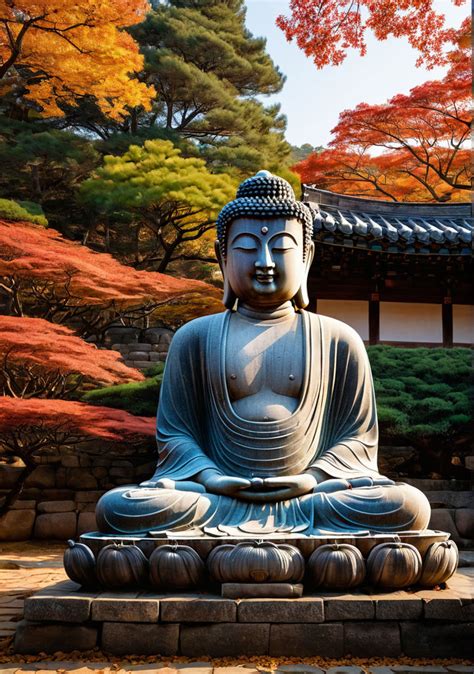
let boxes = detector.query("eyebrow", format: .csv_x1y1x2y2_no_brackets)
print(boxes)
230,231,299,245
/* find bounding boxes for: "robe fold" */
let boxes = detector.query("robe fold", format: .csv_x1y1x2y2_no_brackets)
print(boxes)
156,310,380,482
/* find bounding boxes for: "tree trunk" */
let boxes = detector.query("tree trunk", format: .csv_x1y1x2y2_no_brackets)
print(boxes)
0,460,37,517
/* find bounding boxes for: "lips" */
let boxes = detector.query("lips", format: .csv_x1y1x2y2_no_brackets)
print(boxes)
255,274,275,283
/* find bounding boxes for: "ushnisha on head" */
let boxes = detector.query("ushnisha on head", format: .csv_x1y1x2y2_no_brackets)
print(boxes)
215,170,316,310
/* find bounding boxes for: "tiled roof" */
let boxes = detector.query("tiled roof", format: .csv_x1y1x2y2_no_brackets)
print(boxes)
303,186,473,255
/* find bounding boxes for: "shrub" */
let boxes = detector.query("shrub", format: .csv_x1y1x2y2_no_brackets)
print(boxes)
0,198,47,226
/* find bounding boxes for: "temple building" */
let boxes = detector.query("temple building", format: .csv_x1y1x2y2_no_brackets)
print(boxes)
303,187,473,347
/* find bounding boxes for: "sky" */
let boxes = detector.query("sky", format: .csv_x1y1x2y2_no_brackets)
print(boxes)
244,0,468,147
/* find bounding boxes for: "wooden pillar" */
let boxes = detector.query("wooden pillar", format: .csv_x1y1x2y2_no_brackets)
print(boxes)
369,292,380,345
442,295,453,347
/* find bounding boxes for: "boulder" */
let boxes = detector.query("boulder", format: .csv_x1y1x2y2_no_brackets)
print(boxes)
34,512,77,539
0,509,35,541
25,465,56,488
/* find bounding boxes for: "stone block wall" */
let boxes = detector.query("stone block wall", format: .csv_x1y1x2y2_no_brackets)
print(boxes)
0,441,156,542
103,326,174,370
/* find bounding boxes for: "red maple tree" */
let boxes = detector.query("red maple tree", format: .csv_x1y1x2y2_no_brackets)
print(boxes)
0,219,220,341
294,19,471,202
0,316,144,399
277,0,467,69
0,397,155,515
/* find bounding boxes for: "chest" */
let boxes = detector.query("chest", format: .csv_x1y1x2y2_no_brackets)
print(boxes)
224,314,304,400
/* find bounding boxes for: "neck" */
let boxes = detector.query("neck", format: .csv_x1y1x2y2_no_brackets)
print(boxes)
237,301,296,321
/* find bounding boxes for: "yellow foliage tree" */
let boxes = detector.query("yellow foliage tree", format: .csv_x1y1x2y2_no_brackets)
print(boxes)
0,0,154,119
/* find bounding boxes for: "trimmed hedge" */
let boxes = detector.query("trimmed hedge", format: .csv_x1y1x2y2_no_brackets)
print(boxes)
0,198,48,226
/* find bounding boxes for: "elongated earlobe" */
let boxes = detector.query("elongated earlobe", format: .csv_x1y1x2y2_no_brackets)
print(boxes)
215,239,237,310
293,240,315,309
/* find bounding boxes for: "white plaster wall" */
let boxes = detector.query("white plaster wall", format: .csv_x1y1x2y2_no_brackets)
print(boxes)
317,300,369,340
453,304,474,345
380,302,442,343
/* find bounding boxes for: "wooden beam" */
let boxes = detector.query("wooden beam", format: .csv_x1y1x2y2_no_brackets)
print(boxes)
369,292,380,345
442,296,453,348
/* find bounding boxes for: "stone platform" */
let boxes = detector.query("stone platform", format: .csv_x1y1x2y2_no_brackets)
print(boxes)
14,568,473,658
80,530,450,558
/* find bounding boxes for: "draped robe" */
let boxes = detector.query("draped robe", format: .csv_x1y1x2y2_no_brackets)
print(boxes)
96,310,431,535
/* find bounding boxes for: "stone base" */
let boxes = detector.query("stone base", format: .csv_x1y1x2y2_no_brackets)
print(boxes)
80,529,449,559
14,569,473,657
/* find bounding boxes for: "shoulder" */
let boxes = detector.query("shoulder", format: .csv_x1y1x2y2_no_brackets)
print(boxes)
305,311,366,353
171,311,227,349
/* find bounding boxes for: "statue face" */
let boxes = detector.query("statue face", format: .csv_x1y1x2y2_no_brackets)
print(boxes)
223,217,307,308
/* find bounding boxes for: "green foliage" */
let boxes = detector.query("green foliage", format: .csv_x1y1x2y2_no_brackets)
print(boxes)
82,363,165,416
368,346,472,442
0,117,99,233
290,144,323,163
0,198,47,226
80,139,236,271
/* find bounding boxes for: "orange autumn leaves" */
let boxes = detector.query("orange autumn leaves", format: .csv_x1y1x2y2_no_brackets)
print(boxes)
294,19,471,202
277,0,465,69
0,0,154,119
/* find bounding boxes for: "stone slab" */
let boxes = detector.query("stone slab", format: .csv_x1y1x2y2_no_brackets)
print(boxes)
14,620,97,654
423,597,472,621
344,622,401,657
400,621,473,657
324,596,375,621
24,595,91,623
222,582,303,598
180,623,270,657
102,622,179,656
375,597,423,620
269,623,344,657
37,500,75,513
238,598,323,623
160,597,236,623
92,594,159,622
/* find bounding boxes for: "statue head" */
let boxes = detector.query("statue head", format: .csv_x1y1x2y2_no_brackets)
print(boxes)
215,171,316,310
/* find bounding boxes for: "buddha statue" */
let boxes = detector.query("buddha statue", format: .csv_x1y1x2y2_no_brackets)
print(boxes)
96,171,431,537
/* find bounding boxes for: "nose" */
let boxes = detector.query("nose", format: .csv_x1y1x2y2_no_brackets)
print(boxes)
255,243,275,271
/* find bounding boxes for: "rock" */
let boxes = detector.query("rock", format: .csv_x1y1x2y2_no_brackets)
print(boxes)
324,596,374,621
127,351,151,360
375,597,423,620
77,511,97,535
76,490,104,503
344,622,401,657
102,622,178,656
37,500,75,513
0,464,24,489
269,624,343,657
24,595,91,623
238,598,323,623
25,465,55,488
133,343,152,351
103,327,140,345
222,583,303,598
10,500,36,510
61,455,80,468
378,446,417,476
455,509,474,539
161,597,236,623
130,360,153,369
149,352,164,362
0,509,35,541
66,469,98,490
14,619,97,654
144,328,174,345
92,595,159,622
181,623,270,657
400,622,473,657
34,512,77,539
